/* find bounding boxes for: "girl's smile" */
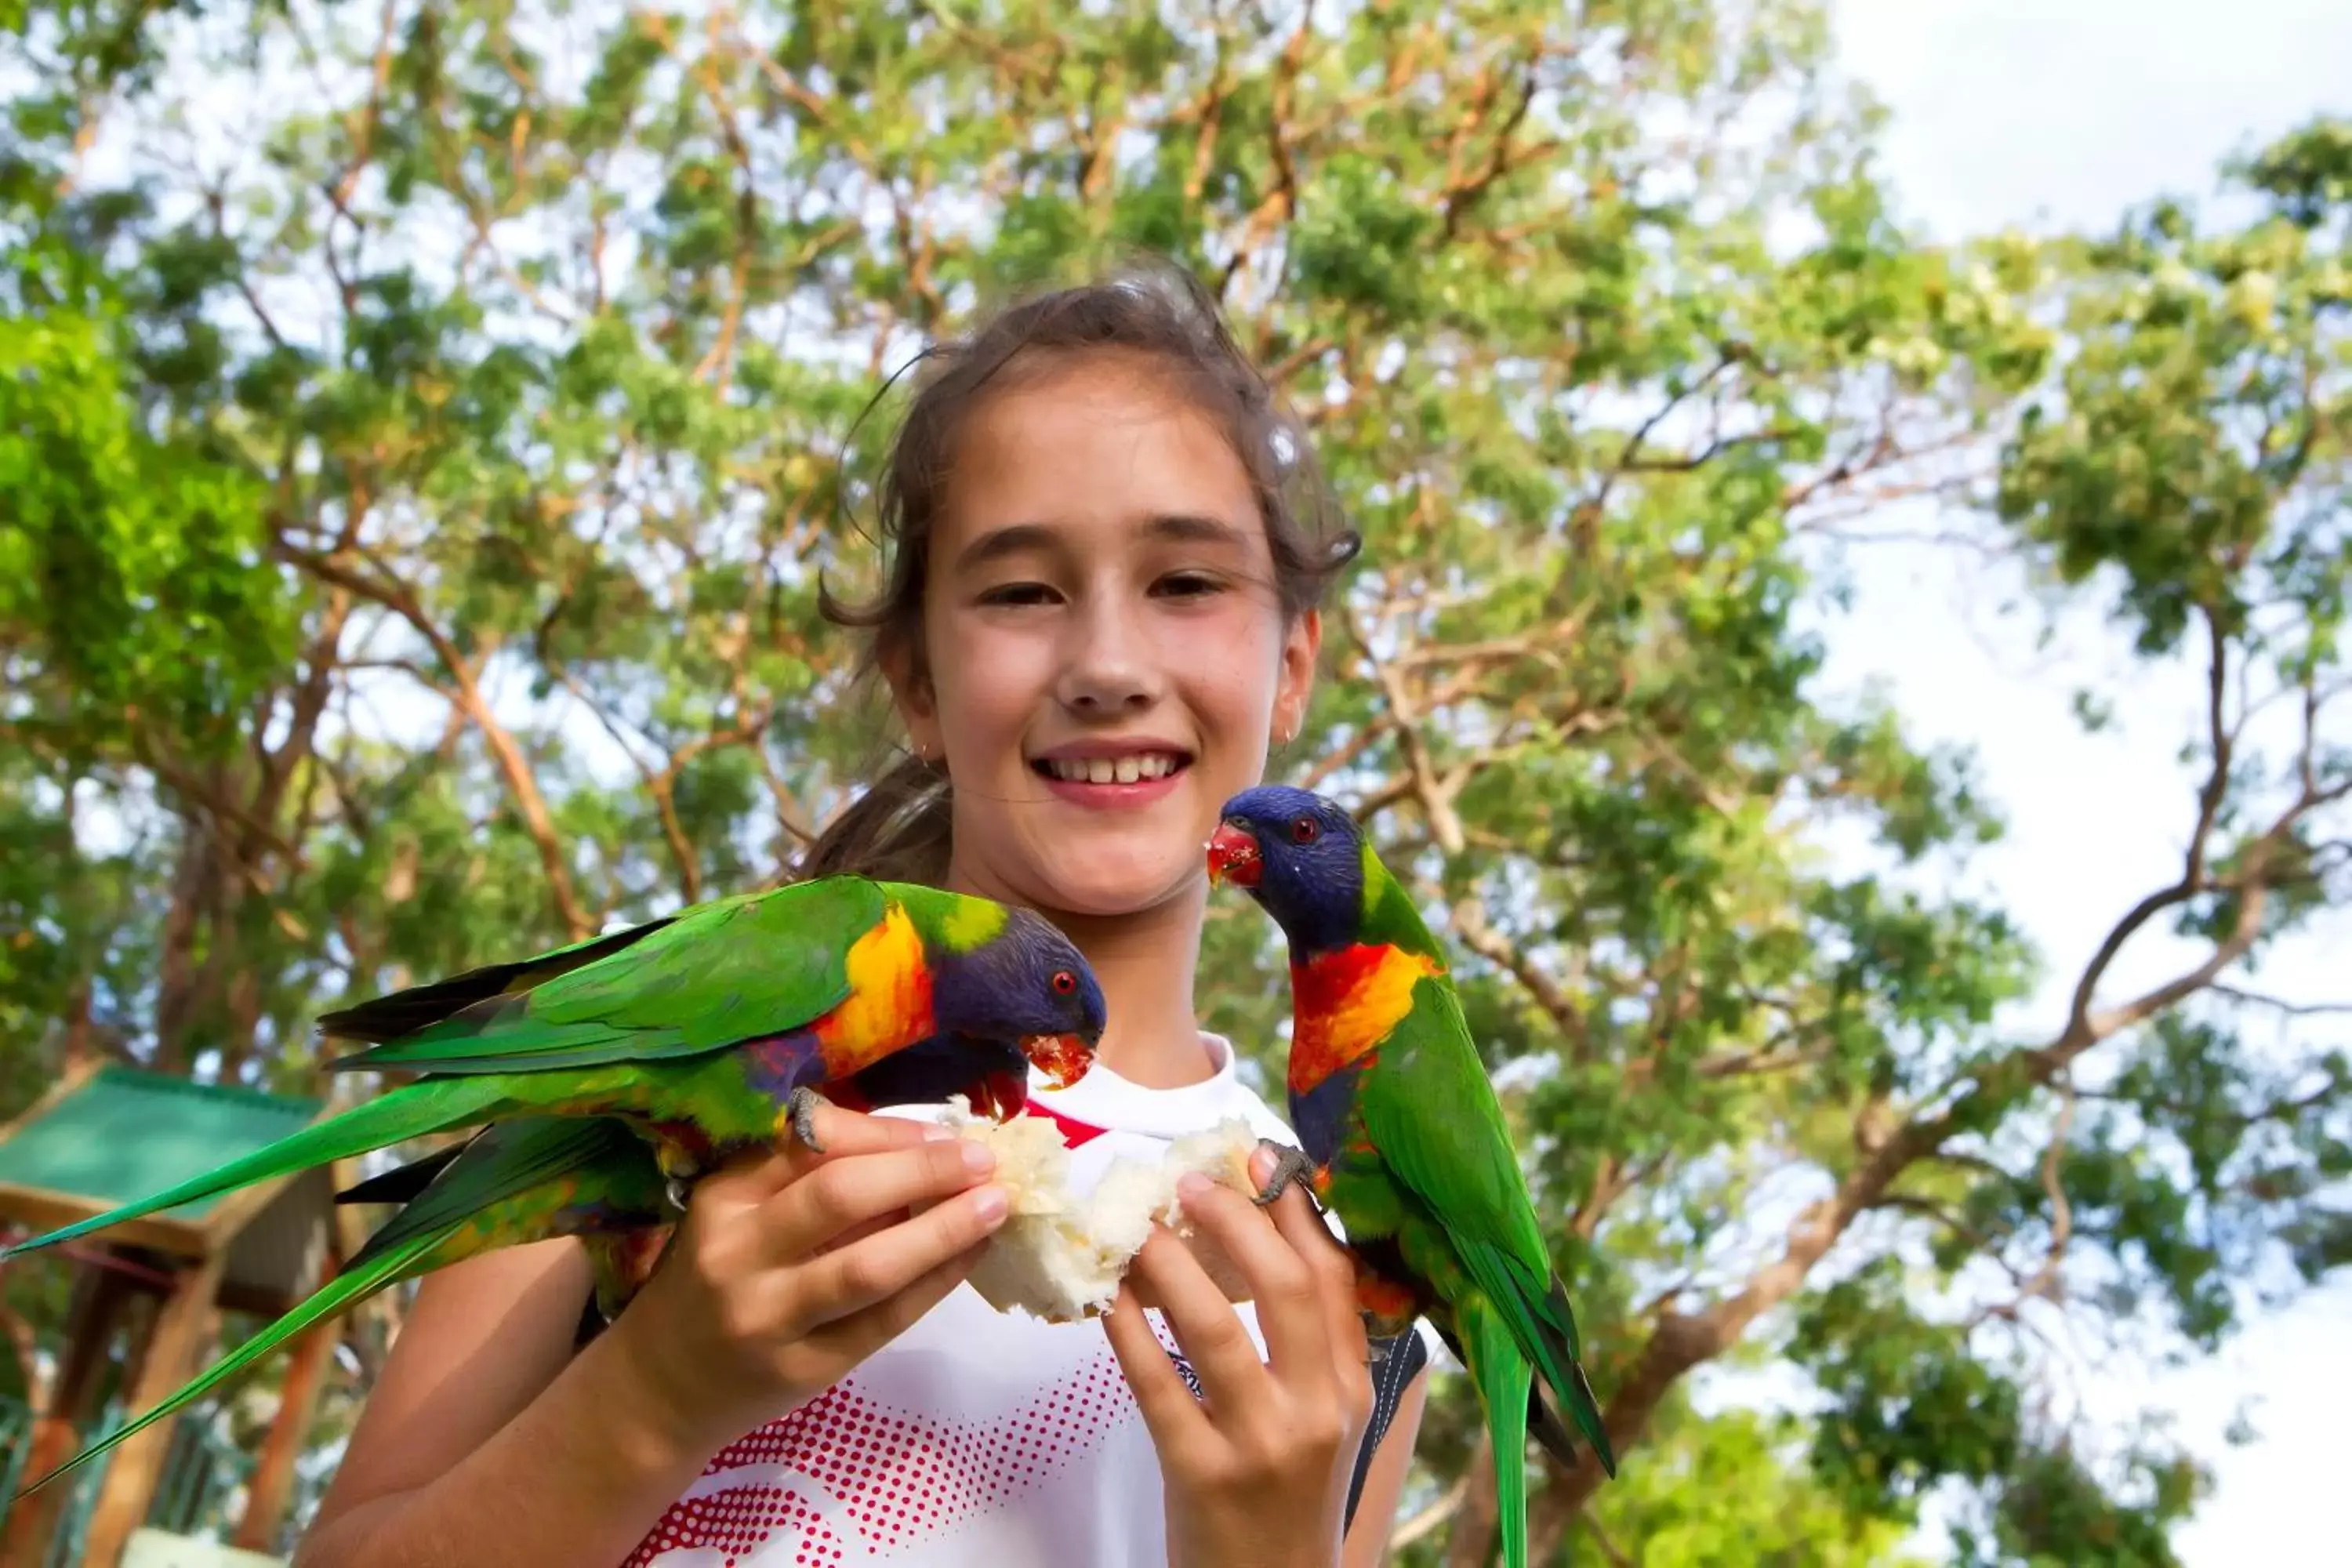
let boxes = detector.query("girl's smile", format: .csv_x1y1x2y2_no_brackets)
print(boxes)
1029,738,1194,808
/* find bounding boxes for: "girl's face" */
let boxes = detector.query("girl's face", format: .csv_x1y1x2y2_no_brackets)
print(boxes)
894,351,1320,923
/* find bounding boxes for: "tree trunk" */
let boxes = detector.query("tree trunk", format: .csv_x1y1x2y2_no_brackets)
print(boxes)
1444,1434,1499,1568
151,833,219,1070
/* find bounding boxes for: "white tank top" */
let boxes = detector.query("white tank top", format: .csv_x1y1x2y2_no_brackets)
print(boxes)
622,1034,1303,1567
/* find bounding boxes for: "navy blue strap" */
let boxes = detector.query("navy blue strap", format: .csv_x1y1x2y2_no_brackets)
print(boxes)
1343,1325,1430,1534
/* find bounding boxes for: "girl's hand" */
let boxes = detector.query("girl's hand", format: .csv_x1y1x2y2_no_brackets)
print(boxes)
1104,1146,1375,1568
606,1103,1010,1460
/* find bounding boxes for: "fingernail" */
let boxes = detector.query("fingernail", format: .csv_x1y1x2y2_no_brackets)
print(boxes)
974,1185,1009,1224
961,1141,996,1175
921,1123,956,1142
1177,1171,1213,1203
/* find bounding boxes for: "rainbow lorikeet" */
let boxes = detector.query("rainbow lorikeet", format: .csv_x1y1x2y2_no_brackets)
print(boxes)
1207,787,1615,1568
0,877,1102,1268
336,1026,1054,1329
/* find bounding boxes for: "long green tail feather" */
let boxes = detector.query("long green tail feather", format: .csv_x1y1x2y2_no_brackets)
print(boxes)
16,1116,665,1497
1464,1240,1618,1479
0,1076,505,1261
1531,1275,1615,1475
13,1225,444,1498
1462,1296,1534,1568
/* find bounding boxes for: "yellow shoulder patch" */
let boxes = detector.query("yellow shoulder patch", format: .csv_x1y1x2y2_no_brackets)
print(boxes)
815,902,938,1068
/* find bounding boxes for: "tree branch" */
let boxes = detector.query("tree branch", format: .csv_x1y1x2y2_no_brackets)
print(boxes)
1997,1075,2077,1319
278,543,595,940
1388,1477,1468,1553
2210,983,2352,1017
1343,600,1466,855
2060,609,2234,1045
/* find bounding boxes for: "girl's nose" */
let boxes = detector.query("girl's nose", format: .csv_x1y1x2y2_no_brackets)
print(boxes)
1056,601,1164,715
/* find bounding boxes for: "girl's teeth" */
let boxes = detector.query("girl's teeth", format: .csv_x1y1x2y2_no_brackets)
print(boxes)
1047,754,1178,783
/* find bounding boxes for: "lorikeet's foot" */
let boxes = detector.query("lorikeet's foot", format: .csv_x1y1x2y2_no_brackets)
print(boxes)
653,1143,700,1216
1252,1139,1323,1211
788,1087,833,1152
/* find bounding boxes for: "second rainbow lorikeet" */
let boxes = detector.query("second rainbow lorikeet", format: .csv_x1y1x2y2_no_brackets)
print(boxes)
1208,786,1615,1568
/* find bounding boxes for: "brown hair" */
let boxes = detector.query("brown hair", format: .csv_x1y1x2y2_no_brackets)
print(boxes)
793,257,1359,885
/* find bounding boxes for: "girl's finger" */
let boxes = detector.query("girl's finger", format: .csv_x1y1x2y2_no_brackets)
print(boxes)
764,1136,997,1256
809,1207,909,1258
793,1181,1011,1327
1102,1283,1209,1443
1173,1173,1327,1376
803,1238,993,1366
1261,1175,1370,1372
1126,1222,1269,1407
737,1104,950,1200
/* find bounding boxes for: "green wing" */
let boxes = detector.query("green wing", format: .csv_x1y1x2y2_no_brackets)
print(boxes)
318,904,728,1044
327,877,887,1076
1359,976,1616,1474
349,1116,667,1273
1359,980,1552,1275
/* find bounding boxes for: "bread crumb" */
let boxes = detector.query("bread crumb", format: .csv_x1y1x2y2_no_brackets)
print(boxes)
939,1098,1264,1323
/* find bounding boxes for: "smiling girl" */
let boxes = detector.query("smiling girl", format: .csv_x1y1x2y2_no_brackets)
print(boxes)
297,263,1429,1568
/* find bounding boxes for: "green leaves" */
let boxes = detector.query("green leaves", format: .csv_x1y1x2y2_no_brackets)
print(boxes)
0,303,290,758
1793,1258,2025,1504
1998,125,2348,662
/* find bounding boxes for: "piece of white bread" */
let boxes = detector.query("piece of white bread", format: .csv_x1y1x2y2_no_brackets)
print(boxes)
937,1096,1262,1323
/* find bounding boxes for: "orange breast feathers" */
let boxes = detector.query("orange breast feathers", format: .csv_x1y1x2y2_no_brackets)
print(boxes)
810,903,938,1075
1287,943,1446,1094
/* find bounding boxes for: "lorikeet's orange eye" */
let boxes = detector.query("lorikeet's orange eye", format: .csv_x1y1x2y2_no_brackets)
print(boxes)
1290,816,1320,844
1051,970,1078,995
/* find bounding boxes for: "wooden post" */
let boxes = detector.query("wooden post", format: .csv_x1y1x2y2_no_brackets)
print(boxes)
230,1313,337,1553
78,1249,227,1568
0,1265,134,1567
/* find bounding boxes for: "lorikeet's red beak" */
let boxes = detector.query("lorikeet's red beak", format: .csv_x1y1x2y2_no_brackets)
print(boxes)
1021,1033,1093,1091
1206,822,1262,887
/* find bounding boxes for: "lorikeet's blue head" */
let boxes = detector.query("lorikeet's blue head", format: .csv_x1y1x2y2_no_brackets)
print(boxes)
1207,786,1367,954
929,907,1106,1088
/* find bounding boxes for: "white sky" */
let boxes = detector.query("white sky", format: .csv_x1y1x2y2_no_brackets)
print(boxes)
1824,3,2350,1561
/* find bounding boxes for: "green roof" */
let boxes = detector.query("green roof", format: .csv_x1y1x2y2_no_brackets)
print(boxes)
0,1066,324,1223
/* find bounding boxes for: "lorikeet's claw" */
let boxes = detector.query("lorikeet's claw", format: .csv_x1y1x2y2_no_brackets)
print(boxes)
788,1087,833,1152
665,1178,692,1214
1251,1138,1322,1210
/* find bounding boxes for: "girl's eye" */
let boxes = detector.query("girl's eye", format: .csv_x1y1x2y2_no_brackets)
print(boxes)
978,582,1059,607
1155,572,1226,599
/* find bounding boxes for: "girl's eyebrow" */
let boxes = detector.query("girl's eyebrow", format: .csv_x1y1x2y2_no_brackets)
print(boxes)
952,513,1248,573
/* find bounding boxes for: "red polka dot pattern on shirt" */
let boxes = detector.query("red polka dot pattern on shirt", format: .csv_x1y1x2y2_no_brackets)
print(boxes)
628,1351,1136,1563
622,1483,838,1566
